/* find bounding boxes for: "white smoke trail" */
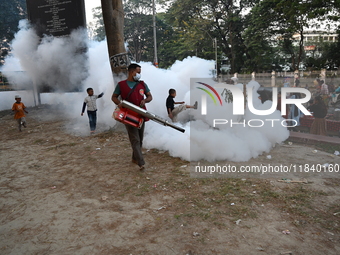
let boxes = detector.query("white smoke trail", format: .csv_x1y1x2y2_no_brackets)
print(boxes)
143,79,289,162
0,21,289,161
3,20,88,92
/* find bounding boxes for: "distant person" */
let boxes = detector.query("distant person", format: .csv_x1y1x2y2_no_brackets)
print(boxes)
307,96,328,136
81,88,104,134
225,78,234,84
328,78,335,93
231,77,239,85
276,91,282,111
314,78,322,93
316,78,322,87
320,80,329,95
320,80,330,107
288,93,303,128
12,95,28,132
283,78,290,87
332,86,340,105
294,77,300,87
166,88,197,122
258,90,269,103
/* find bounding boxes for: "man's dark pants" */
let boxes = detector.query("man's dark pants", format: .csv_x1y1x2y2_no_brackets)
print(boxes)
125,122,145,166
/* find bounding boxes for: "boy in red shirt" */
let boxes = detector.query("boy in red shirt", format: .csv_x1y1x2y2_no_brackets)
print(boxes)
12,95,28,132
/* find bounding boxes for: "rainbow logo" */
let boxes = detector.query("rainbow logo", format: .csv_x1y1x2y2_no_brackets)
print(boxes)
196,82,223,106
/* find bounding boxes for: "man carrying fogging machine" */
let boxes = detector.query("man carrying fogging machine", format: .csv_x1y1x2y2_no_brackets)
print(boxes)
112,64,185,171
120,100,186,133
112,64,152,171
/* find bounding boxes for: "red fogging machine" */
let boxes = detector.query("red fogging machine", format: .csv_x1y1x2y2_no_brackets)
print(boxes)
113,100,185,133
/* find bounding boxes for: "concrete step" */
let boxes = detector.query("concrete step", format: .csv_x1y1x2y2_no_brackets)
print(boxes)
289,131,340,146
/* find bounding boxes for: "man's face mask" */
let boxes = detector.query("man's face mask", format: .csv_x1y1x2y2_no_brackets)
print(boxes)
133,73,141,81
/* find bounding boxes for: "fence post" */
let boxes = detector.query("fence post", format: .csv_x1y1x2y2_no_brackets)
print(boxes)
321,69,326,83
271,71,275,87
294,70,299,87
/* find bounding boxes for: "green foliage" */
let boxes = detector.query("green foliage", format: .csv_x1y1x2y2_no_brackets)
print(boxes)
306,39,340,70
90,6,105,41
0,0,27,65
3,0,340,72
0,0,27,39
166,0,254,73
123,0,156,63
319,37,340,70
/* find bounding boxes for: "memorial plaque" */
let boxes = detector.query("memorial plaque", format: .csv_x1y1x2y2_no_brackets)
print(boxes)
26,0,86,37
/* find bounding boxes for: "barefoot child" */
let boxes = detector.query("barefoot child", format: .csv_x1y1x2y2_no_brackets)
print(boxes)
166,88,197,122
12,95,28,132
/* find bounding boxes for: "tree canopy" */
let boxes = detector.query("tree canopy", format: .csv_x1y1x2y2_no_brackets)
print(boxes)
2,0,340,73
0,0,27,65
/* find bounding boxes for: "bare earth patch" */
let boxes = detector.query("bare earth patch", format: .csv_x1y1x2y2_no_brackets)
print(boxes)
0,105,340,255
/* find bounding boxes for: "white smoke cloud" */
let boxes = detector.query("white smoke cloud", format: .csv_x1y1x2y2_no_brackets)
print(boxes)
0,21,289,162
143,80,289,162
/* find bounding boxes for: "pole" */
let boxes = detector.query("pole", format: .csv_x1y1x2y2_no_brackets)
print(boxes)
152,0,158,67
203,29,217,79
214,38,218,79
32,78,40,106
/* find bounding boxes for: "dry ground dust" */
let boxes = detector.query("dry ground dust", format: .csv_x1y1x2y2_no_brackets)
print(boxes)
0,105,340,255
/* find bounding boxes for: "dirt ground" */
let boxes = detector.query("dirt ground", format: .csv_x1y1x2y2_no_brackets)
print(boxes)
1,105,340,255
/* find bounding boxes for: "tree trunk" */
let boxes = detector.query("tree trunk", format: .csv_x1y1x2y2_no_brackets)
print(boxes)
297,29,304,72
101,0,129,75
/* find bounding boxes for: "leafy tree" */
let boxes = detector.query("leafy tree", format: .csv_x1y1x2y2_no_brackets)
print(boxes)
89,6,106,41
246,0,340,71
166,0,260,73
0,0,27,65
123,0,180,68
92,0,340,71
305,35,340,71
122,0,152,63
153,12,184,68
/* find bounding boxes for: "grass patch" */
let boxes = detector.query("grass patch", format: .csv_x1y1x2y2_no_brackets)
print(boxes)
34,139,45,144
314,143,340,154
154,172,333,228
46,142,78,151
